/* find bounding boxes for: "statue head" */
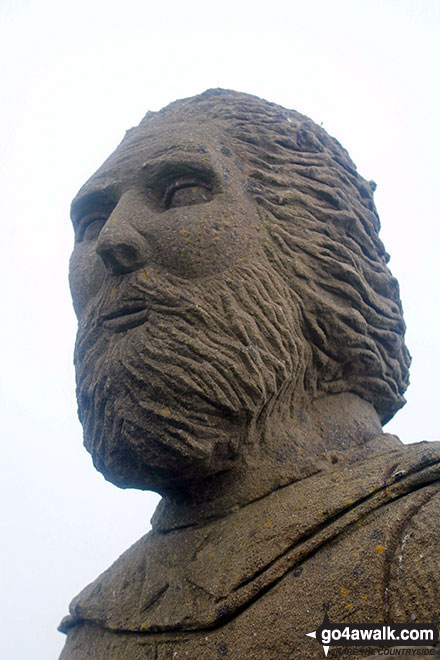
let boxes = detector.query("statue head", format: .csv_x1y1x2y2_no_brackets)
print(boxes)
69,89,410,496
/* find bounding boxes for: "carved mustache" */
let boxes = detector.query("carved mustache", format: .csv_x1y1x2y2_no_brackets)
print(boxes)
100,301,150,331
88,270,198,332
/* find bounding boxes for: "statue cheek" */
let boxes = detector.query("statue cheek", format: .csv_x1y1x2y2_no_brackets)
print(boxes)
69,242,106,317
150,207,258,278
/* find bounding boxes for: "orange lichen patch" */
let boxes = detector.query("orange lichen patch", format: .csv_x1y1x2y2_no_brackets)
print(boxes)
345,603,353,611
340,587,349,597
265,519,272,527
344,499,354,506
375,545,385,555
361,594,368,599
110,216,117,223
385,487,393,498
161,408,171,417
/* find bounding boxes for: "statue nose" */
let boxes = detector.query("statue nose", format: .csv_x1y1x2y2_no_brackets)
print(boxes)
96,198,152,276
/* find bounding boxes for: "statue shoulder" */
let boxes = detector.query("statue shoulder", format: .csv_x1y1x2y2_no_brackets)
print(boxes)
387,483,440,622
59,529,156,633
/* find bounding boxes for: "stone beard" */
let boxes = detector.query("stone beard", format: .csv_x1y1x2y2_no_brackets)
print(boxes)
74,258,308,492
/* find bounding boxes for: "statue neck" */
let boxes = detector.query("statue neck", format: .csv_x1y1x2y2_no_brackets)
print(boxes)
151,392,398,532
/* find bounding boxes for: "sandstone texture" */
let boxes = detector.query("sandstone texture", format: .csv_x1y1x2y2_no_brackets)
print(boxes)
59,90,439,659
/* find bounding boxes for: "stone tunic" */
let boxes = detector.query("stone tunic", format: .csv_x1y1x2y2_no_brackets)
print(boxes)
59,441,440,660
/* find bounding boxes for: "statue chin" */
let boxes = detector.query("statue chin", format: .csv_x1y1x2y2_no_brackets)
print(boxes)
82,401,242,492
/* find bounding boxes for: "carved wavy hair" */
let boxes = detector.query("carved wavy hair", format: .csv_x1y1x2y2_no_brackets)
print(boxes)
141,89,410,425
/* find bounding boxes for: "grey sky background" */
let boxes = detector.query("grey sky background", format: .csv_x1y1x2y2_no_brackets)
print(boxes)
1,1,439,658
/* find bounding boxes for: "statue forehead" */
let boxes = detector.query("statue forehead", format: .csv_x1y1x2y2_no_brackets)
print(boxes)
72,93,335,210
71,116,230,211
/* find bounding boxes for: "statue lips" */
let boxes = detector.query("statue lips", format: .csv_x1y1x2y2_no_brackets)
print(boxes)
100,301,149,332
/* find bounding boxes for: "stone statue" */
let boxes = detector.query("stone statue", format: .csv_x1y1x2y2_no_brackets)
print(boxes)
59,90,440,659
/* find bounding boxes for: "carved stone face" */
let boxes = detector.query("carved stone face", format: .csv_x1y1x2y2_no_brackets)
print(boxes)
70,91,410,494
69,115,300,493
70,121,262,315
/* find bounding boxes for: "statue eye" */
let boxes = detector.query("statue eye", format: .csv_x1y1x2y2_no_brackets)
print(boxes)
79,213,108,242
164,178,213,209
72,193,116,243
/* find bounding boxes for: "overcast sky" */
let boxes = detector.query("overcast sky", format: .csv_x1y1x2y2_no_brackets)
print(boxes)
1,1,439,658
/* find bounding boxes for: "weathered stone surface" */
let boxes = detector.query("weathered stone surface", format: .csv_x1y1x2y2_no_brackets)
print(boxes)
60,90,439,659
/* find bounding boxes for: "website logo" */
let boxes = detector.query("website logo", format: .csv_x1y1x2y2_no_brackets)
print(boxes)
306,613,438,657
